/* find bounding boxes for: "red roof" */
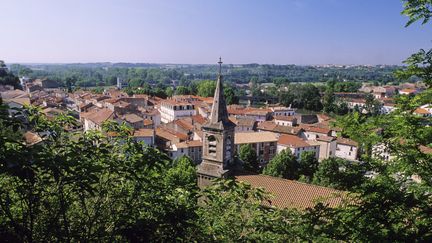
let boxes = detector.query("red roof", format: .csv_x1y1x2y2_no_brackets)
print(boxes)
235,173,346,209
278,134,312,148
336,137,358,147
274,115,296,121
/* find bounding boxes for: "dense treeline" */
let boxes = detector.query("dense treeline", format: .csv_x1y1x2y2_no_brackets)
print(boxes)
0,61,20,88
8,62,401,88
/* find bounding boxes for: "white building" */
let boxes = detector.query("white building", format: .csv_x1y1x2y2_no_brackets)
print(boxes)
277,134,320,161
141,108,161,127
300,125,332,141
168,140,202,164
273,115,297,127
335,137,358,161
159,100,196,123
270,106,296,116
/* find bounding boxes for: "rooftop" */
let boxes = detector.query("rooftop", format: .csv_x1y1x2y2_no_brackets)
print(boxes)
274,115,297,122
133,128,154,137
82,108,115,125
235,131,278,144
235,173,346,209
278,134,313,148
336,137,358,147
174,140,202,149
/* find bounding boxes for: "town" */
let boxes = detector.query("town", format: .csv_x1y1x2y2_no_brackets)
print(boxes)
1,0,431,241
2,61,430,165
1,58,431,199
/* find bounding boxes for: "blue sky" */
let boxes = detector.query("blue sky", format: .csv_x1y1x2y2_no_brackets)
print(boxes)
1,0,431,64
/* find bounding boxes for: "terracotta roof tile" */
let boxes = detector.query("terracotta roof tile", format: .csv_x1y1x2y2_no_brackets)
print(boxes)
133,129,154,137
174,140,202,148
336,137,358,147
278,134,312,148
84,108,115,125
23,131,43,146
274,115,297,122
235,173,346,209
235,132,278,144
300,124,331,135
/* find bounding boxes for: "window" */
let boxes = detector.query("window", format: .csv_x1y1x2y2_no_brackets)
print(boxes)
208,135,217,156
181,148,184,153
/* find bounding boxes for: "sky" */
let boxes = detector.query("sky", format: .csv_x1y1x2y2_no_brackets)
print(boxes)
1,0,431,65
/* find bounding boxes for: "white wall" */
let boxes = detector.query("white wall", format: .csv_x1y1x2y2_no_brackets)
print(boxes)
335,143,357,161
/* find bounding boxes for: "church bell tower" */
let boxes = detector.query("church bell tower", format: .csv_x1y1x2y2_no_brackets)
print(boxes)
197,58,236,187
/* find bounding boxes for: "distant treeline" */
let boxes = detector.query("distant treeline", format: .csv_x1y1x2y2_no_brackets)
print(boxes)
8,62,409,88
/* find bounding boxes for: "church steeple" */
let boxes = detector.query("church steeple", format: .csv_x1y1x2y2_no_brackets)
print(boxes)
206,57,235,130
197,58,237,188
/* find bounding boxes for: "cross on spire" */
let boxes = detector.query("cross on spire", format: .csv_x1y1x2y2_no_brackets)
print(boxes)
204,57,235,130
218,57,223,76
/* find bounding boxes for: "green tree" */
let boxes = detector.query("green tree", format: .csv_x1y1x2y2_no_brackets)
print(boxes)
364,93,382,116
262,149,299,179
224,86,239,105
0,61,20,88
239,144,259,172
196,80,216,97
322,87,336,113
0,106,198,242
335,102,349,115
175,86,190,95
165,86,174,97
298,151,319,180
312,158,366,191
194,180,299,242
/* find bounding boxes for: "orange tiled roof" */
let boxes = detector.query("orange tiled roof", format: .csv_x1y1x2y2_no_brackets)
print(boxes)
400,88,417,93
336,137,358,147
156,127,188,142
191,114,207,125
274,115,296,121
257,121,277,130
235,173,346,209
414,107,430,115
420,145,432,154
175,119,194,131
278,134,312,148
300,124,331,135
122,113,144,124
133,129,154,137
23,131,43,146
143,119,153,126
174,140,202,148
84,108,115,125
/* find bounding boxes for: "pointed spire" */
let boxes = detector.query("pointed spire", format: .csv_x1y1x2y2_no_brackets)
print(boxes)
206,57,235,129
218,57,222,76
